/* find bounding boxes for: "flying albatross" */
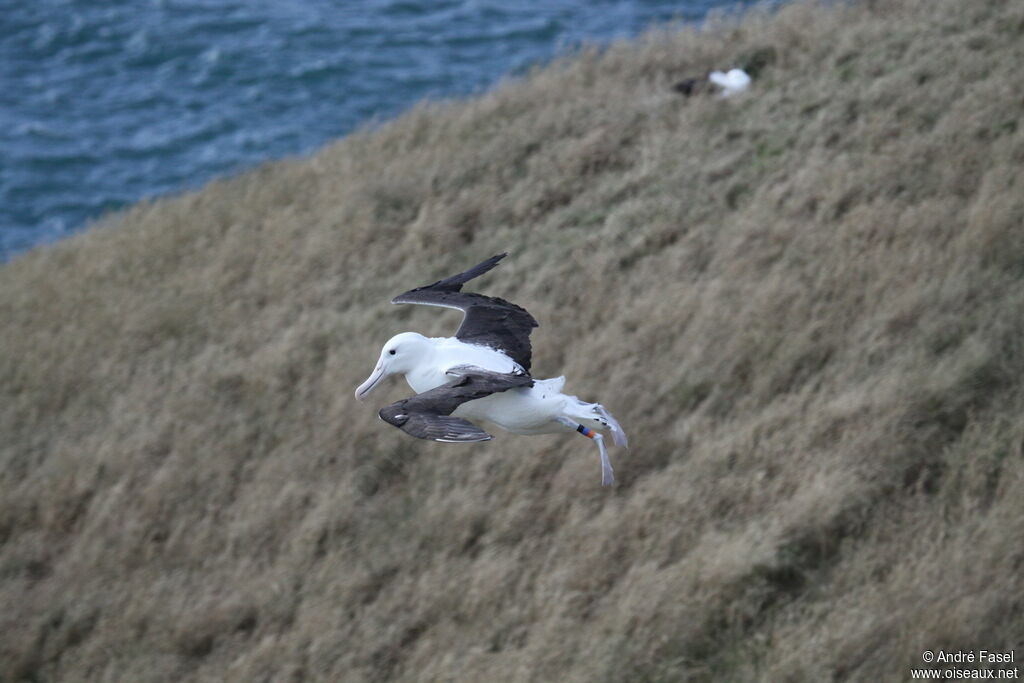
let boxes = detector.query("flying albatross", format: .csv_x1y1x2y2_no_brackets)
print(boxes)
355,253,627,486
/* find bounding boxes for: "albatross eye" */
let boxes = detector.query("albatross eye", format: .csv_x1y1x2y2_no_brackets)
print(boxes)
389,349,396,355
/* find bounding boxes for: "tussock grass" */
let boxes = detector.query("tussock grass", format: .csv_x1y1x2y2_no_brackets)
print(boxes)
3,0,1024,680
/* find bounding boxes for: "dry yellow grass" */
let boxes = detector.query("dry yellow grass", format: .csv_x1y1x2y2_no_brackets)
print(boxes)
2,0,1024,680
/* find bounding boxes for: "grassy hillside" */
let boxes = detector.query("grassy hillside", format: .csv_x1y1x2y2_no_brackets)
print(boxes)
3,0,1024,680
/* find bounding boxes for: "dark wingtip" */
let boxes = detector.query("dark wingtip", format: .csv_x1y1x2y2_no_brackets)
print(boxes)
378,405,408,427
471,252,508,274
412,252,511,292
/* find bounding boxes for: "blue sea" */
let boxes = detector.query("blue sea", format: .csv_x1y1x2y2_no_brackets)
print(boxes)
1,0,750,260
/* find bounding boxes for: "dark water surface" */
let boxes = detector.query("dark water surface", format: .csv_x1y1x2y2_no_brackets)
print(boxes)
1,0,750,259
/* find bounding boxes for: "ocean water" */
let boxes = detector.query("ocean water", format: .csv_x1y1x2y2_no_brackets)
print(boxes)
1,0,751,260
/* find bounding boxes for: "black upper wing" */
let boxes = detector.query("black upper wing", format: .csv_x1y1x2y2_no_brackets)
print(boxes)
391,253,539,372
378,367,533,443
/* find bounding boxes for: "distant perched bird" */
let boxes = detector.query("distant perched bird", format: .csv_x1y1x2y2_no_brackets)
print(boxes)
709,68,751,97
355,253,628,486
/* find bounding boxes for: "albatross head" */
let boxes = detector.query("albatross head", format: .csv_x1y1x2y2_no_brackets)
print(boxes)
354,332,431,400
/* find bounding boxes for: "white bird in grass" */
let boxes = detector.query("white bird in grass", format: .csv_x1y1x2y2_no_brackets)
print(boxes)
355,253,627,486
709,68,751,97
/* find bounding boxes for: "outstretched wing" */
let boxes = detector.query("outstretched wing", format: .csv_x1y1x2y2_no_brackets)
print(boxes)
390,413,493,443
378,367,533,443
391,253,539,372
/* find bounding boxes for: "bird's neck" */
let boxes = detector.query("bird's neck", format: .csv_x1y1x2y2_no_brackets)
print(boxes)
403,343,444,394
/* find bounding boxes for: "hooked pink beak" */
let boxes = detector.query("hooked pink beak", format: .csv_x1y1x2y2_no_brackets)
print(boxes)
355,361,386,400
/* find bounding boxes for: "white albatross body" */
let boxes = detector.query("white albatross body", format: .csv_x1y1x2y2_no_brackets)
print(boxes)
410,342,577,436
360,333,612,437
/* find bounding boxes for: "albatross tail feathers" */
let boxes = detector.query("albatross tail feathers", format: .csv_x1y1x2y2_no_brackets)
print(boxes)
564,397,628,448
596,404,629,448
